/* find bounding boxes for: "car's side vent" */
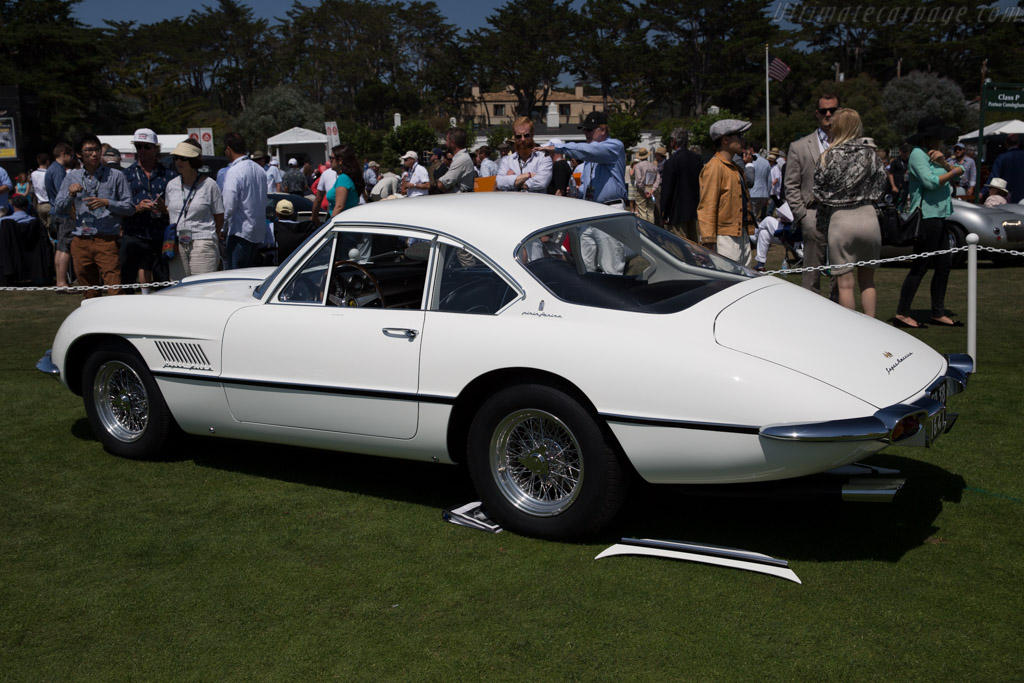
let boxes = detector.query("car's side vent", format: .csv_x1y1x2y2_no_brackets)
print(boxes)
155,341,212,371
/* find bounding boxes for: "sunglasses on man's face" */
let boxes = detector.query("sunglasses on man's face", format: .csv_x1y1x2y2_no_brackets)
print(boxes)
817,107,839,116
135,143,156,151
514,133,533,140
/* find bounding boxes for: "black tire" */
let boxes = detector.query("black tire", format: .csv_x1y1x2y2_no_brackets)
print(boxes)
466,384,627,539
948,224,967,268
82,341,175,459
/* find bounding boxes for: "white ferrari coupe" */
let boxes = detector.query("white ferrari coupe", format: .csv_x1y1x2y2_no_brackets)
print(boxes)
41,194,971,538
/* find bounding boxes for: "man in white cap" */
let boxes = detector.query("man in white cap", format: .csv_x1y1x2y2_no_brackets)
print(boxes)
282,158,306,196
121,127,175,292
400,151,429,197
697,118,755,265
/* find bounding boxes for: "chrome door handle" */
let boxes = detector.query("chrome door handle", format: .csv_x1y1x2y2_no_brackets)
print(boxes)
382,328,418,340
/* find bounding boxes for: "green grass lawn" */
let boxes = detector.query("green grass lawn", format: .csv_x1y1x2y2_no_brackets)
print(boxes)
2,258,1022,680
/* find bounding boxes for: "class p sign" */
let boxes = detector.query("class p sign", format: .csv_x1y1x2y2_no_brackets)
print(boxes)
985,90,1024,111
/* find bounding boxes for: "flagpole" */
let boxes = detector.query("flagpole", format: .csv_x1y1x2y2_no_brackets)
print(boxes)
765,44,771,152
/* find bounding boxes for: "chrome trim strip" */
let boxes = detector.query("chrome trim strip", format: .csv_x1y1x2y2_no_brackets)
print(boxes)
150,370,457,405
601,413,760,435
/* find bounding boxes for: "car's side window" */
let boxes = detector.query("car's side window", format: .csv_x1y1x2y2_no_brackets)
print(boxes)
435,244,516,315
277,237,335,304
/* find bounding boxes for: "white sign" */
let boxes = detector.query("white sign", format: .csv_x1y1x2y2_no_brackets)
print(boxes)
187,127,215,156
325,121,340,148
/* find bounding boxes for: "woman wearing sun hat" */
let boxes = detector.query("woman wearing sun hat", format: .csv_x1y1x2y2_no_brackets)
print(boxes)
165,139,224,278
892,115,965,329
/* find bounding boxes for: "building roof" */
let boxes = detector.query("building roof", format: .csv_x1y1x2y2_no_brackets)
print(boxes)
474,89,607,104
266,126,329,145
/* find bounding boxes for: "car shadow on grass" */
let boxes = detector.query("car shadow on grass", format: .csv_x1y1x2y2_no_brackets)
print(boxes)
604,453,966,563
187,436,477,510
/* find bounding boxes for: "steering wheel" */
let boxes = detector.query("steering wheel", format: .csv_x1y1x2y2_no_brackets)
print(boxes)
328,260,386,308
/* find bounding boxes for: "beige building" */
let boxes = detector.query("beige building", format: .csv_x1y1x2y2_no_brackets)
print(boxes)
465,85,615,127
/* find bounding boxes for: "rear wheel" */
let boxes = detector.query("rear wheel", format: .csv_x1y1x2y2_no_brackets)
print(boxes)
82,341,175,459
467,384,627,539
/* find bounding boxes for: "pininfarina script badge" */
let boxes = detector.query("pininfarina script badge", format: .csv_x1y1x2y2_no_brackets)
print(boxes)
885,351,913,375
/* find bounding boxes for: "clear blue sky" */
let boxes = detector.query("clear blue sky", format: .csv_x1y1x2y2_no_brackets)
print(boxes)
72,0,502,34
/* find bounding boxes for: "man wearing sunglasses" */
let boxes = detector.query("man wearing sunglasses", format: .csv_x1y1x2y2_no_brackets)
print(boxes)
495,116,552,192
784,94,840,294
121,128,175,292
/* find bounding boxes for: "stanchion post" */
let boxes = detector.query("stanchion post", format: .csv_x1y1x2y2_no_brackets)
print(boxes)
966,233,978,371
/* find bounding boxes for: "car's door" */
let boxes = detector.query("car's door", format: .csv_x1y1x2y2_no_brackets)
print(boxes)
220,227,434,439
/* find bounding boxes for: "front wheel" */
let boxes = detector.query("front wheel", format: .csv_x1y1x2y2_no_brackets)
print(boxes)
82,341,176,459
467,384,627,539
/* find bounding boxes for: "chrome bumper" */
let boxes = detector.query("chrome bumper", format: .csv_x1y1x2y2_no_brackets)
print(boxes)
761,353,971,448
36,349,60,378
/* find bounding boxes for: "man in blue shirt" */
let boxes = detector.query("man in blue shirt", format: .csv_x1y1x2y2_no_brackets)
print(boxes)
45,142,75,287
539,111,628,274
221,132,268,269
541,111,626,205
6,195,34,223
52,133,134,297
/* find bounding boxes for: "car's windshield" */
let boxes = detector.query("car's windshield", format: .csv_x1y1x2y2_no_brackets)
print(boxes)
516,215,754,314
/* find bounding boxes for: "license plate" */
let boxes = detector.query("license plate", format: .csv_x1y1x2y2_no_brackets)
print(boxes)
926,407,947,445
929,382,947,405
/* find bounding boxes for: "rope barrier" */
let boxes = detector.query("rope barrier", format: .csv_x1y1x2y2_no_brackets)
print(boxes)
1,246,1021,293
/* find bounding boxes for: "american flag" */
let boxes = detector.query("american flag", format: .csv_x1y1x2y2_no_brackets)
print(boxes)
768,56,791,82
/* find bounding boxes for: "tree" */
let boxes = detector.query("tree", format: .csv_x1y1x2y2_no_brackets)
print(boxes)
882,71,971,140
382,120,439,162
0,0,110,139
608,112,642,149
232,86,326,152
567,0,651,114
647,0,773,116
467,0,573,117
487,124,512,151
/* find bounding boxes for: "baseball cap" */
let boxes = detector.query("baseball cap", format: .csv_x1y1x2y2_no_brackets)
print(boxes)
400,150,418,161
580,111,608,130
269,158,279,166
709,119,752,141
288,157,298,166
131,128,159,146
275,199,295,216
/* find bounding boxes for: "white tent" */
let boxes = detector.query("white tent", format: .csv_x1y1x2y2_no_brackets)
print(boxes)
266,127,330,167
958,119,1024,142
98,133,191,166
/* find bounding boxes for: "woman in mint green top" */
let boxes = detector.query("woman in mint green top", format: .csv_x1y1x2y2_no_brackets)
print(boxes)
327,145,365,217
894,116,965,329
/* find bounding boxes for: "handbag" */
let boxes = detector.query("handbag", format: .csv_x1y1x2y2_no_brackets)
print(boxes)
879,200,922,247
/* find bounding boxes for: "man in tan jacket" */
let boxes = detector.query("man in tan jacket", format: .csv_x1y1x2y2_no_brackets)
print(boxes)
784,94,839,292
697,119,755,266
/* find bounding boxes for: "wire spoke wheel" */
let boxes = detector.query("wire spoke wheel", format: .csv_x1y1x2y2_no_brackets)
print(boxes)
490,409,583,516
93,360,150,443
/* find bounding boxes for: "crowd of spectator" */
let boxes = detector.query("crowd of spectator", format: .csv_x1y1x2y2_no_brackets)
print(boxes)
2,106,1020,318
